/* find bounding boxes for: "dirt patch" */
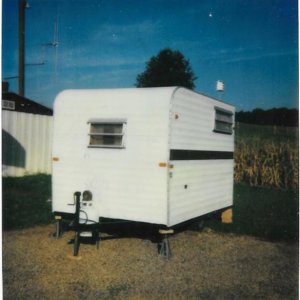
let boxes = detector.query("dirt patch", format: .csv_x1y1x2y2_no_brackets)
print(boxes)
3,225,298,299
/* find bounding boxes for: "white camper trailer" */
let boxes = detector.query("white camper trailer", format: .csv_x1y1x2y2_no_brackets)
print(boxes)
52,87,235,256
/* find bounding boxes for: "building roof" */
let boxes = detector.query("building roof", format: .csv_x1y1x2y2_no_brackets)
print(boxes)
2,92,53,116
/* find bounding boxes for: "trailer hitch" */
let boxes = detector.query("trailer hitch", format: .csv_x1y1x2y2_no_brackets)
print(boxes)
71,191,100,256
73,191,81,256
74,192,81,227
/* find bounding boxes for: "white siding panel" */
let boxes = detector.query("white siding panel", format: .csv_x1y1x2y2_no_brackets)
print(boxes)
2,110,53,177
168,160,234,226
52,88,173,225
168,88,234,226
170,89,235,152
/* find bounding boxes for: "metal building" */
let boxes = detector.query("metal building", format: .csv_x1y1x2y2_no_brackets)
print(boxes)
2,83,53,176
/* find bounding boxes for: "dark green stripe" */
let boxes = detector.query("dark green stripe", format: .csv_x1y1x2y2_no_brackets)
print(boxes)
170,150,234,160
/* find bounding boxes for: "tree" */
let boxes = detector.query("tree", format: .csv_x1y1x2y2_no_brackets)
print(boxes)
235,108,298,127
135,48,197,89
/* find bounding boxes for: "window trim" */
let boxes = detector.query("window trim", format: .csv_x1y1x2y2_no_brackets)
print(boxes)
87,118,127,149
213,107,233,135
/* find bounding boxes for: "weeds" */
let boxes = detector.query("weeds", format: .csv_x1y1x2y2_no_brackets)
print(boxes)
234,123,298,190
235,141,298,189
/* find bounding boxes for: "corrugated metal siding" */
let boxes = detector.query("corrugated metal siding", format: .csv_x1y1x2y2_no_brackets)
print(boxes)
168,160,234,226
2,110,53,176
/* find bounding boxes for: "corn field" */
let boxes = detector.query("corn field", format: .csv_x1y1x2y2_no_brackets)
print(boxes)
234,123,298,190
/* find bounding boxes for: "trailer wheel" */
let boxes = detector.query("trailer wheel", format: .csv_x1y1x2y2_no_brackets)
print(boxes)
73,231,80,256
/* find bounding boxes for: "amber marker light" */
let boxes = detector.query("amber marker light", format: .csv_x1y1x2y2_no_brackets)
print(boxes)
52,157,60,161
159,162,174,168
159,162,167,167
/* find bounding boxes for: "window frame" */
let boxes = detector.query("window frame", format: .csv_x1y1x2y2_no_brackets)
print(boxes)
2,100,15,110
87,118,127,149
213,107,233,135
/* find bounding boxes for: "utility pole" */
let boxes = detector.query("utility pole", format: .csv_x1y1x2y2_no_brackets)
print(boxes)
18,0,26,96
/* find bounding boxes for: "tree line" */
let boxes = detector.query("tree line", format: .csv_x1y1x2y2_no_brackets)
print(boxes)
236,108,298,127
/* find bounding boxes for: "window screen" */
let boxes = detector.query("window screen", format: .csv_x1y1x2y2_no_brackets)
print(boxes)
88,120,126,148
214,107,233,134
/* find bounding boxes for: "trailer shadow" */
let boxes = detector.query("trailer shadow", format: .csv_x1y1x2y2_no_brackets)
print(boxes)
62,213,220,249
2,129,26,168
64,220,163,246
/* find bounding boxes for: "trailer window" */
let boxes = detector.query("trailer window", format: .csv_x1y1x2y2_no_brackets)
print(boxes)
88,121,126,148
214,107,233,134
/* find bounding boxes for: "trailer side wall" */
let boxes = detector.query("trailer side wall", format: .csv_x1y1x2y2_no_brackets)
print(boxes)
168,88,235,226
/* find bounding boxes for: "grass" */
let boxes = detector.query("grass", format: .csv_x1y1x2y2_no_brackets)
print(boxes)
2,174,52,230
2,174,298,243
208,184,299,242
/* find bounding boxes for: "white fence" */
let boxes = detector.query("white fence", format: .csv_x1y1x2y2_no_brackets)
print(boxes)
2,110,53,177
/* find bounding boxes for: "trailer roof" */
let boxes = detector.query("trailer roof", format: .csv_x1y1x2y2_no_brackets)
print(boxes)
55,87,234,109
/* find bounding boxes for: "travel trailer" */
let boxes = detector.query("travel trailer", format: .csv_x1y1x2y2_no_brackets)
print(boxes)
52,87,235,257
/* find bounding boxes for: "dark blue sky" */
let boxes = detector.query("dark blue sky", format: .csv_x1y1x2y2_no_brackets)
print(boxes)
3,0,298,110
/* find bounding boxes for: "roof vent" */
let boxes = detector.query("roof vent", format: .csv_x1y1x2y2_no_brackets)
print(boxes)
216,80,224,92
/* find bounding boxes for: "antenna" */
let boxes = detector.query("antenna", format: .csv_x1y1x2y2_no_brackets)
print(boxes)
42,19,59,47
26,17,59,66
18,0,27,96
41,20,59,49
39,17,59,77
53,17,59,77
53,18,59,48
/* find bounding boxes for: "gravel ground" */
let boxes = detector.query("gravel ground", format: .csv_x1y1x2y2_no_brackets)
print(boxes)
3,224,298,299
